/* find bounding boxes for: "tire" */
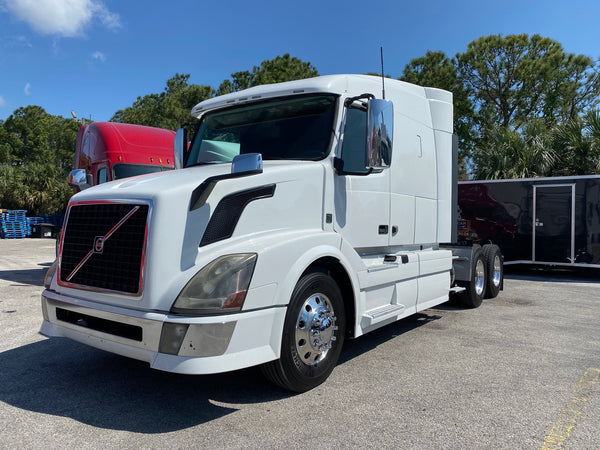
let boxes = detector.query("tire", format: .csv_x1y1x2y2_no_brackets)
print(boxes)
458,248,486,308
261,269,346,392
483,244,503,299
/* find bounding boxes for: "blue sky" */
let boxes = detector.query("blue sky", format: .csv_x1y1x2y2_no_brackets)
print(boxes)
1,0,599,122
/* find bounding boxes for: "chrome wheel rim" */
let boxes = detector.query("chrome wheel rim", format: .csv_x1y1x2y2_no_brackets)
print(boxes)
475,259,485,296
492,255,501,287
295,293,338,365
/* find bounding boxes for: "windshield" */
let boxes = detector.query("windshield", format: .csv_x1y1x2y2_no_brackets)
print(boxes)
112,164,173,180
185,94,337,167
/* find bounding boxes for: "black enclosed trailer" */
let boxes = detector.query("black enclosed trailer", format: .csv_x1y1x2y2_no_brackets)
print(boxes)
458,175,600,267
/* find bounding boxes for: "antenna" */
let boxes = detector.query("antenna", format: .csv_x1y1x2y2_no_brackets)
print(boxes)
380,46,386,99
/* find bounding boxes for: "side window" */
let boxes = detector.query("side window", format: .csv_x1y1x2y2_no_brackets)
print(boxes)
82,135,89,153
340,108,368,174
97,168,107,184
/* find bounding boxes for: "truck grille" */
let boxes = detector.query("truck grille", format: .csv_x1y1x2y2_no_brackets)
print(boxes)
59,202,149,295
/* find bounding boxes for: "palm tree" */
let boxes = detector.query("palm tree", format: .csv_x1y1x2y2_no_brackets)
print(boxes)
551,110,600,175
473,121,556,179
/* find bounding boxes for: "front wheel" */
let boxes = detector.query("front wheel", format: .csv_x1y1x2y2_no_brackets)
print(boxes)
261,269,346,392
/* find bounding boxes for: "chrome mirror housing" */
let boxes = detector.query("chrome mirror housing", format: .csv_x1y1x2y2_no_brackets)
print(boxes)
231,153,263,174
367,99,393,168
174,128,186,170
68,169,91,191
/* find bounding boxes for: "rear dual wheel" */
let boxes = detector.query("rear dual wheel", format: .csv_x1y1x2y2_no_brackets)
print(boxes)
457,247,486,308
483,244,503,299
457,245,503,308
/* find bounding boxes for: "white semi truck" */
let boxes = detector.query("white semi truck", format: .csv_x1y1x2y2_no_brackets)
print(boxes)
40,75,503,392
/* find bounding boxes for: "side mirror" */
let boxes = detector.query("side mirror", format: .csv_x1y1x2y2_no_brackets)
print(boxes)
231,153,263,174
174,128,187,170
68,169,91,191
367,99,393,168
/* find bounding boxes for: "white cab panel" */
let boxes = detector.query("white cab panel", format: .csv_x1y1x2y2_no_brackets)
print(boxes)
433,130,454,243
389,108,438,245
417,249,452,310
334,170,390,249
389,193,415,245
414,197,438,244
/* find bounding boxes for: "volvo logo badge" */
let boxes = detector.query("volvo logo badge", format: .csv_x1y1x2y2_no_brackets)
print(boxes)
93,236,105,254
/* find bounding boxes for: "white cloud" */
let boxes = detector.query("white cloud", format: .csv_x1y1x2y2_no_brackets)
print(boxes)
0,35,32,49
24,82,30,95
0,95,6,107
93,2,119,30
92,50,105,62
2,0,121,37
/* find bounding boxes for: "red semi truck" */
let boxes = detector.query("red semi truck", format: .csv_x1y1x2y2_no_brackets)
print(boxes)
68,122,175,191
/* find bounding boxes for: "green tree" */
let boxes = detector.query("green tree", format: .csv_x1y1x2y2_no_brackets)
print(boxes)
111,94,163,128
0,163,72,214
1,105,79,169
0,106,78,214
0,120,19,164
217,54,318,95
542,54,600,127
473,120,556,180
550,110,600,175
216,71,256,95
400,50,474,177
456,34,600,132
449,34,600,178
457,34,564,130
111,73,214,129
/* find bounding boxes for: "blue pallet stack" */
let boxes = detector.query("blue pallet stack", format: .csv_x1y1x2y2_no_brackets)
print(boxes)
1,210,28,239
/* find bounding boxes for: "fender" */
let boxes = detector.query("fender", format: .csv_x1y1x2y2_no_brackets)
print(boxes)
241,230,359,308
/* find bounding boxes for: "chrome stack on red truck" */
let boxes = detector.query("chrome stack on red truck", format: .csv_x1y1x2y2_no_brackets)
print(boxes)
41,75,505,392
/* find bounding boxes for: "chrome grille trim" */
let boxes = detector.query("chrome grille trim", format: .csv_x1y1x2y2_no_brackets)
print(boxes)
58,200,151,296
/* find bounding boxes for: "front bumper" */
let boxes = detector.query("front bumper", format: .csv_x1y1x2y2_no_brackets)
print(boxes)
40,288,285,375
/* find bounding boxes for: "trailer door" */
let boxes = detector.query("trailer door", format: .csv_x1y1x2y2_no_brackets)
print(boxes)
533,184,575,264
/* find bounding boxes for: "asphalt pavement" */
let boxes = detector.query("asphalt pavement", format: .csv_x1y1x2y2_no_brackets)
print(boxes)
0,239,598,449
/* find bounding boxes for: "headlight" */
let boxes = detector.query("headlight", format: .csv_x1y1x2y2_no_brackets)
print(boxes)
44,260,58,289
172,253,257,314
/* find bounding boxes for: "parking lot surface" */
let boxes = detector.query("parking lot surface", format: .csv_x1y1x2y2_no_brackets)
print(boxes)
1,239,598,449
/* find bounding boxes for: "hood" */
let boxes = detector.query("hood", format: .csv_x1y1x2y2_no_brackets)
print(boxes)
71,163,231,203
59,160,327,312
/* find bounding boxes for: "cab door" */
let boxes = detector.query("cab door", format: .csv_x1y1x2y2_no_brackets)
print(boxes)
333,107,390,249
